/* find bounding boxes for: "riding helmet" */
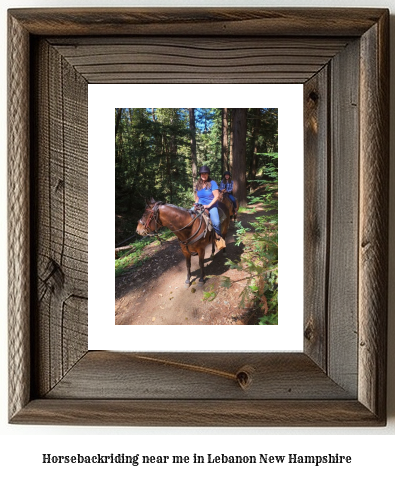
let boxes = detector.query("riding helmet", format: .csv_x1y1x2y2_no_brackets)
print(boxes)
199,165,210,174
223,171,231,177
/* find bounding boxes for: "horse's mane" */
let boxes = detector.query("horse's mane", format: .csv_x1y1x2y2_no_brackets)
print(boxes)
163,203,191,213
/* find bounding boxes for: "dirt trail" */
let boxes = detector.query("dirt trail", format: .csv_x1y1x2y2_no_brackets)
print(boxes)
115,205,265,325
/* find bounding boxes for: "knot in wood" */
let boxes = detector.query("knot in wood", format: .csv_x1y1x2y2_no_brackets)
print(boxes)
43,258,65,291
308,91,319,103
236,365,254,390
304,322,314,341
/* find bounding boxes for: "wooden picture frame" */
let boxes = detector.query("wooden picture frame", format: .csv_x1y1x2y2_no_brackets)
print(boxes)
8,8,389,426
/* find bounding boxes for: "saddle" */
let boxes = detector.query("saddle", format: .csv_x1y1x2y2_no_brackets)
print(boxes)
191,204,212,232
189,204,226,251
191,203,227,229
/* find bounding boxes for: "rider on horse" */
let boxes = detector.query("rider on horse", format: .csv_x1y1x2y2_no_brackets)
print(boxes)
220,170,238,214
194,165,224,245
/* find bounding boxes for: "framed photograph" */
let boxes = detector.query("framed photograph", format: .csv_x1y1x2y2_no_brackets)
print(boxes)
8,8,389,426
89,84,303,351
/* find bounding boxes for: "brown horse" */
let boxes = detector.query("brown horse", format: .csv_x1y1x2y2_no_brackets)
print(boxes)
136,198,230,286
219,192,239,222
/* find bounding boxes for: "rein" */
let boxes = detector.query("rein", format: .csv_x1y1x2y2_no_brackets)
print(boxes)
139,202,207,245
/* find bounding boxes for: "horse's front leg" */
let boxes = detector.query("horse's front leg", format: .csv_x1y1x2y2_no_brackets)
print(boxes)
182,248,192,287
197,247,205,286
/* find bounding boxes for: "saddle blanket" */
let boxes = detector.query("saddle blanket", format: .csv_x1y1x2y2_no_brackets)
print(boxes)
201,206,226,231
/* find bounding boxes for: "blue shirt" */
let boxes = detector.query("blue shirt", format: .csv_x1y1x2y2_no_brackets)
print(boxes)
220,180,234,193
196,180,219,205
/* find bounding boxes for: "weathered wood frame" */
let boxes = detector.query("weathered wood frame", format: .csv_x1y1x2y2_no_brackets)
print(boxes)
8,8,389,426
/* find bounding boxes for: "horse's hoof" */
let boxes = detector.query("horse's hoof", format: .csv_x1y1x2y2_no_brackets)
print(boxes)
184,283,190,289
198,281,204,287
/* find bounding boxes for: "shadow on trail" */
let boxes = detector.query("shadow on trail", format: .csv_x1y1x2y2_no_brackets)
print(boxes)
115,219,246,299
115,204,263,304
115,239,182,300
115,203,275,326
189,241,245,283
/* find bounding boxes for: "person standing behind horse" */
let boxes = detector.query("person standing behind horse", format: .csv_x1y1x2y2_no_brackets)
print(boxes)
194,165,222,239
220,171,238,213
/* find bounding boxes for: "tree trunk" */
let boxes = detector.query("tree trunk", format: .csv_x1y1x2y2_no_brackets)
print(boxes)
115,108,123,136
115,109,124,171
170,119,178,204
130,137,143,201
229,109,235,172
164,135,174,203
221,107,229,173
232,108,248,207
189,108,198,189
250,108,261,183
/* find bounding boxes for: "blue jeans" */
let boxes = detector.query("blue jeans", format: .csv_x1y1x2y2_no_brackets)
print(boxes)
228,194,237,210
208,206,221,235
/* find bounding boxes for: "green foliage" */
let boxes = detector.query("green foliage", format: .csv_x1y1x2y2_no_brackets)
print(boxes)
115,229,175,276
220,276,232,289
256,152,279,178
233,221,250,246
115,108,278,232
258,313,278,325
115,238,151,277
221,161,278,324
236,206,249,214
203,285,217,302
116,109,190,206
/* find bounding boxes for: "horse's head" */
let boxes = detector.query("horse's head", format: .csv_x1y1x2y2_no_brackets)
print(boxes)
136,198,163,236
217,190,225,201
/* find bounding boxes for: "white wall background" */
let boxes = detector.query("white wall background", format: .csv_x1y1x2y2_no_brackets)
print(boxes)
1,0,394,476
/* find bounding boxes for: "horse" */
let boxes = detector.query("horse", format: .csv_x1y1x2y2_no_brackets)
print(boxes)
219,191,239,222
136,198,230,286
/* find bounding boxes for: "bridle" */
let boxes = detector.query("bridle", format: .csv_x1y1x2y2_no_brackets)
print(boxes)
138,201,164,235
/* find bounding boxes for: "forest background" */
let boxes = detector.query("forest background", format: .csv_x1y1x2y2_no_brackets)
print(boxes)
115,107,279,325
115,107,278,244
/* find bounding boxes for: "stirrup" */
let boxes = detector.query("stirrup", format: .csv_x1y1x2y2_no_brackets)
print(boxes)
215,233,226,250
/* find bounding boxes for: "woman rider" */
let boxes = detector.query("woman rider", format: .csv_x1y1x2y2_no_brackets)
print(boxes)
194,165,221,238
220,170,237,212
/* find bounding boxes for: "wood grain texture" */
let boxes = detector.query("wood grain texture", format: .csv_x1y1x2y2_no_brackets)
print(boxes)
327,40,360,396
8,8,387,37
7,8,389,426
359,12,389,420
45,352,354,400
303,67,329,370
11,399,384,427
8,13,31,421
31,39,88,397
49,37,350,84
